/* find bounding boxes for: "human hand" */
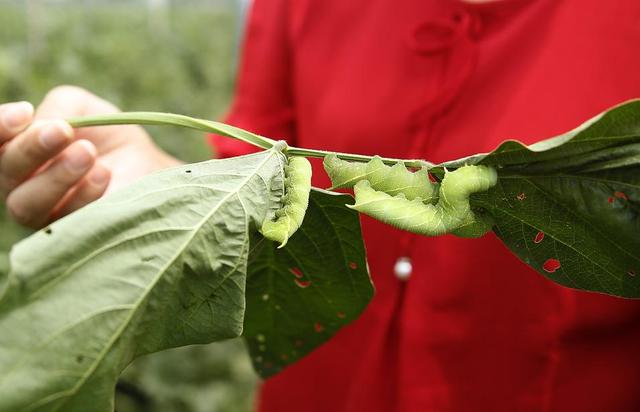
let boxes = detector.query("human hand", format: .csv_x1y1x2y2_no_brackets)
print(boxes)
0,85,180,228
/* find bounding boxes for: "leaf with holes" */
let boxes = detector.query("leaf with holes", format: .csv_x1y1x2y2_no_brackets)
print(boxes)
440,99,640,297
0,149,286,412
244,189,373,377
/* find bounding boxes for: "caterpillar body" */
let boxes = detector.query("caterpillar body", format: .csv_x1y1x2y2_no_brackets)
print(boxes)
348,165,498,237
260,156,312,248
323,154,438,202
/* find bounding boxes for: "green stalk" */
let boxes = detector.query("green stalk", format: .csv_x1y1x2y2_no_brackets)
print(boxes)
67,112,277,150
66,112,432,168
286,147,432,169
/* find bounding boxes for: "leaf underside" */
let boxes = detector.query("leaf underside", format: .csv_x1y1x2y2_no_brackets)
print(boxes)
0,150,286,411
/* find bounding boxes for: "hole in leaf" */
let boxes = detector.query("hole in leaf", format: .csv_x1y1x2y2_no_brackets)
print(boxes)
349,262,358,269
262,294,269,301
628,269,636,277
614,191,628,200
294,340,304,347
314,322,324,333
290,267,304,278
543,258,561,273
534,231,545,244
337,311,346,319
294,279,311,288
516,193,526,201
280,354,289,361
608,196,615,204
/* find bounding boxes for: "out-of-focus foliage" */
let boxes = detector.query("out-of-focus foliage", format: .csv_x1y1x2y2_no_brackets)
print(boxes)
116,343,258,412
0,1,236,162
0,1,257,411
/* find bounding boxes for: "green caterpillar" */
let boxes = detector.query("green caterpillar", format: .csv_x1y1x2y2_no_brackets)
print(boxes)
349,165,497,237
323,154,497,237
260,156,312,248
323,154,437,202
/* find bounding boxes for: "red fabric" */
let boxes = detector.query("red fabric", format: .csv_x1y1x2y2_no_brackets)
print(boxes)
211,0,640,410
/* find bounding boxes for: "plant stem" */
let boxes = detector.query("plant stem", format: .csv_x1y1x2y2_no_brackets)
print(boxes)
286,147,432,168
67,112,277,150
66,112,433,168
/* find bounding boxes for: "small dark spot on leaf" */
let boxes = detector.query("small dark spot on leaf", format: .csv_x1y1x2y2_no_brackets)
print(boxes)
534,231,545,244
294,278,311,288
141,256,154,262
516,193,526,201
76,355,84,363
185,170,192,174
543,258,561,273
264,362,273,369
628,269,636,277
314,322,324,333
44,227,52,235
349,262,358,269
337,311,346,319
280,354,289,361
294,339,304,347
290,267,303,278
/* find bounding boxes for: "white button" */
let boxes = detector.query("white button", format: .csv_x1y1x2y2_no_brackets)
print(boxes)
394,257,412,281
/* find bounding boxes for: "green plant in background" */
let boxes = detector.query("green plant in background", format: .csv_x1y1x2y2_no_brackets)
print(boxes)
0,99,638,411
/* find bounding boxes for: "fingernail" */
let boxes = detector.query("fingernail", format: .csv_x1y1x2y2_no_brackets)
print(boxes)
39,122,73,150
89,166,110,185
1,102,33,131
64,141,95,172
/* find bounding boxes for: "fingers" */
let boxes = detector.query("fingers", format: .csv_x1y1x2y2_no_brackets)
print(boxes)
35,85,119,120
0,121,74,193
53,163,111,219
0,101,34,143
5,140,97,228
34,85,135,153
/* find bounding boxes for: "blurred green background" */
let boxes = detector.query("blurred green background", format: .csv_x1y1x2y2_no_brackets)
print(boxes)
0,1,258,411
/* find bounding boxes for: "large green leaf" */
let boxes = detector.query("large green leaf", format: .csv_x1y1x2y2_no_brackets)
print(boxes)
443,100,640,297
0,150,286,412
244,189,373,377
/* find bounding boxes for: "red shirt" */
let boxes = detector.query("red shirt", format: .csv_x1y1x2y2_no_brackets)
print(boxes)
211,0,640,410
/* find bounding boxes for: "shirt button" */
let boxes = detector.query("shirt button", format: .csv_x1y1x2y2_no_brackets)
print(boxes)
394,257,413,281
